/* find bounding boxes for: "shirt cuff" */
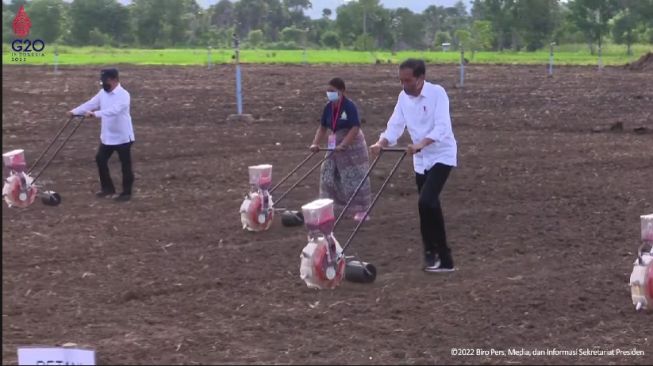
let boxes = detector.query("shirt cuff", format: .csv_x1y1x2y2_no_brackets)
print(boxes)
425,126,445,144
379,132,398,146
425,132,440,144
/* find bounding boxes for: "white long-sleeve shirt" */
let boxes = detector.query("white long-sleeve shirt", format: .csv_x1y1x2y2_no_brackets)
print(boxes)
380,81,457,173
72,84,135,145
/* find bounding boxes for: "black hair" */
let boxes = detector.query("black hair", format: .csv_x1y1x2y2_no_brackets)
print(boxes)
399,59,426,78
101,68,119,81
328,77,346,91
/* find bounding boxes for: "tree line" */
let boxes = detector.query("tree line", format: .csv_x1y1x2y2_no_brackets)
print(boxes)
3,0,652,54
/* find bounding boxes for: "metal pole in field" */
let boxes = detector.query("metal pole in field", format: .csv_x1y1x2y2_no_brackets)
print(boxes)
596,10,603,72
302,28,308,65
207,46,212,69
234,34,243,115
54,45,59,74
548,42,555,77
459,44,465,88
226,34,253,122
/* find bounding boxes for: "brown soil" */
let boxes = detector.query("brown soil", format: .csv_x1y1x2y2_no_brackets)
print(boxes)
625,51,653,71
2,64,653,365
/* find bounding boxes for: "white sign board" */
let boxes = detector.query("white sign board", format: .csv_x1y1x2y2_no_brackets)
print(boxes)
17,347,96,365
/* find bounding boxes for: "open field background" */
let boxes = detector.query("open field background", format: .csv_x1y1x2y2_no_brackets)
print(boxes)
2,62,652,364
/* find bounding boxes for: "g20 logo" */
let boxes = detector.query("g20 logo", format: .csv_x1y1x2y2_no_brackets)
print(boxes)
11,4,46,61
11,39,45,52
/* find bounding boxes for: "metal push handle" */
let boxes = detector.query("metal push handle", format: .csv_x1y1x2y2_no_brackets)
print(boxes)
273,150,334,205
30,116,86,184
334,147,417,229
333,151,383,229
341,151,408,254
28,115,83,174
269,150,318,194
269,148,339,195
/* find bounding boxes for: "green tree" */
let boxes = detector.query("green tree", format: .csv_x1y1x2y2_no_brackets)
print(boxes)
209,0,234,28
26,0,66,43
69,0,130,45
321,30,340,48
88,27,112,46
611,0,653,54
438,0,470,39
354,33,375,51
322,8,332,19
514,0,559,51
285,0,311,11
470,20,494,53
210,25,236,48
7,0,28,13
434,31,451,49
567,0,620,54
281,26,304,43
234,0,269,39
454,29,471,50
3,2,15,43
389,8,424,50
631,0,653,42
263,0,289,42
611,9,636,54
247,29,264,48
471,0,516,50
553,2,585,44
284,0,311,28
131,0,198,47
423,5,447,48
631,0,653,27
187,9,210,46
335,0,391,48
130,0,163,46
308,15,332,45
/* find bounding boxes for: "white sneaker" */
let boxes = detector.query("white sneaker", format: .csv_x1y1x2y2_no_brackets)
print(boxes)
424,259,456,273
353,212,370,222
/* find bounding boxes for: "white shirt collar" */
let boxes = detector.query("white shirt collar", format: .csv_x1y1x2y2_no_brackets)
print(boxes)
106,83,122,94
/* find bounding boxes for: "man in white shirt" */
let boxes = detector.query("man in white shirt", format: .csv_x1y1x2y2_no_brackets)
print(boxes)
370,59,457,272
68,68,135,202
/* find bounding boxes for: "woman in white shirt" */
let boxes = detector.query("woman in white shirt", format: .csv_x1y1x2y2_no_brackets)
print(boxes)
370,59,457,272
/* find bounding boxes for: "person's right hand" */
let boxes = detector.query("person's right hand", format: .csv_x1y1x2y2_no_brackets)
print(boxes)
309,144,320,153
369,142,382,157
67,111,74,117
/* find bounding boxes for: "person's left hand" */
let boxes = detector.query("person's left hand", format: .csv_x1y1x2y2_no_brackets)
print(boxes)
84,111,96,118
335,144,347,152
406,143,423,155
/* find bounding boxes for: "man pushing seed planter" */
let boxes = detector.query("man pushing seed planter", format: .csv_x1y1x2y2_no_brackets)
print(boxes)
370,59,458,273
68,68,135,202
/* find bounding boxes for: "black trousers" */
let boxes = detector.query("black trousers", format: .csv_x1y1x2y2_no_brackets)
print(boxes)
416,163,453,261
96,142,134,195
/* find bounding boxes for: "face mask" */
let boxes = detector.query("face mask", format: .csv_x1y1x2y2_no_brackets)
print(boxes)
100,80,112,92
326,91,339,102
